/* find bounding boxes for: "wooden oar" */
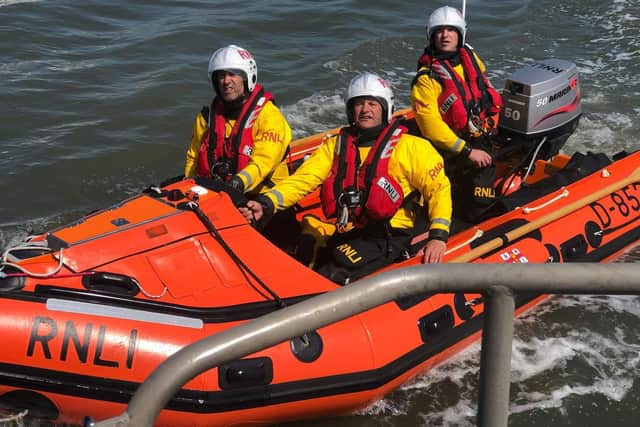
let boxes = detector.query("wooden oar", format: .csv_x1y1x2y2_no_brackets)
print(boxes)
451,166,640,263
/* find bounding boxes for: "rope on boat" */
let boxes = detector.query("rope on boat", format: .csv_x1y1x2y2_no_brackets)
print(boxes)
445,228,484,255
0,408,28,425
521,136,548,184
1,245,64,278
136,282,168,299
0,243,168,300
522,187,569,214
184,200,287,308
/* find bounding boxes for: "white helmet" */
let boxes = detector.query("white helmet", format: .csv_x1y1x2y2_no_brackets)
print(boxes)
427,6,466,46
345,72,395,123
207,44,258,93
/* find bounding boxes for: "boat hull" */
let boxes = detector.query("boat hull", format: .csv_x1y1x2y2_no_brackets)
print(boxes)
1,146,639,426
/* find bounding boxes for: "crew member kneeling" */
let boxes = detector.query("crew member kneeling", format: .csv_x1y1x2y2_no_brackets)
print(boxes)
240,73,452,285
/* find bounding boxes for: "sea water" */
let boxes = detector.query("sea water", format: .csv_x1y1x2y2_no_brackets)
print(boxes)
1,1,639,426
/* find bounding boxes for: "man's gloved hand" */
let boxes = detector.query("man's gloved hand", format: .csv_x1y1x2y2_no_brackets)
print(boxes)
193,176,247,208
228,175,245,192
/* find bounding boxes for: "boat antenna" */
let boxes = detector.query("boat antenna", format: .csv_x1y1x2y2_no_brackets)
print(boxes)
461,0,467,19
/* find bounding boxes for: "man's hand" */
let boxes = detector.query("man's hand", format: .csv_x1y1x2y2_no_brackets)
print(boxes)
468,148,492,168
238,200,264,223
422,239,446,264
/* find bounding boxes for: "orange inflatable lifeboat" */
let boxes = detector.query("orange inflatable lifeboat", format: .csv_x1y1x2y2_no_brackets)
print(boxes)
1,59,639,426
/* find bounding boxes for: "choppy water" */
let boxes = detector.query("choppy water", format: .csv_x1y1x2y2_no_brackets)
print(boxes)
1,0,639,426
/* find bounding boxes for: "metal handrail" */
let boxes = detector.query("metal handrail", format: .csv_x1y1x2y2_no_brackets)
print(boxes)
89,263,640,427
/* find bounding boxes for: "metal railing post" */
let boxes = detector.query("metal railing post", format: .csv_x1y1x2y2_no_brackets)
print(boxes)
478,285,515,427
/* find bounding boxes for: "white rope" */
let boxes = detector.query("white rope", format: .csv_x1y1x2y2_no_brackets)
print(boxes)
0,408,28,424
521,136,548,185
136,282,168,299
522,187,570,214
148,185,162,195
2,243,50,262
445,228,484,254
2,243,170,299
337,205,350,230
1,245,64,278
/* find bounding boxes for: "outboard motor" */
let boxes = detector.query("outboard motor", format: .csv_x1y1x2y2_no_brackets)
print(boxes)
495,58,582,162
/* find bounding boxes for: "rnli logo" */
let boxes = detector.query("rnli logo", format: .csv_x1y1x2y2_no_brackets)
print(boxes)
336,243,362,264
474,186,495,199
440,94,457,114
377,77,390,88
428,162,444,180
260,130,284,143
376,176,400,203
237,49,253,60
27,316,138,369
531,62,564,74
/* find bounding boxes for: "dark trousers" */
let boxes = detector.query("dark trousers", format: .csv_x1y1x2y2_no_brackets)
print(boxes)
445,136,496,224
261,208,300,252
314,224,412,285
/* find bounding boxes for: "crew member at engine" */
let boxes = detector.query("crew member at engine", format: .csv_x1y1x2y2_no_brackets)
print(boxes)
411,6,502,225
184,44,292,195
239,73,452,285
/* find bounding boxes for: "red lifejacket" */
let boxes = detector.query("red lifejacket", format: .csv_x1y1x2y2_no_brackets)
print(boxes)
196,85,273,179
320,120,406,228
414,45,502,137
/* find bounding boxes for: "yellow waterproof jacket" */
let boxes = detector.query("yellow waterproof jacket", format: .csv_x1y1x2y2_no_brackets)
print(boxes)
263,130,452,236
411,51,487,156
184,100,292,195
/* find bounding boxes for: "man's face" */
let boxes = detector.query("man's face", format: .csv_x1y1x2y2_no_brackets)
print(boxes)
352,97,384,130
433,26,459,53
214,70,246,102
